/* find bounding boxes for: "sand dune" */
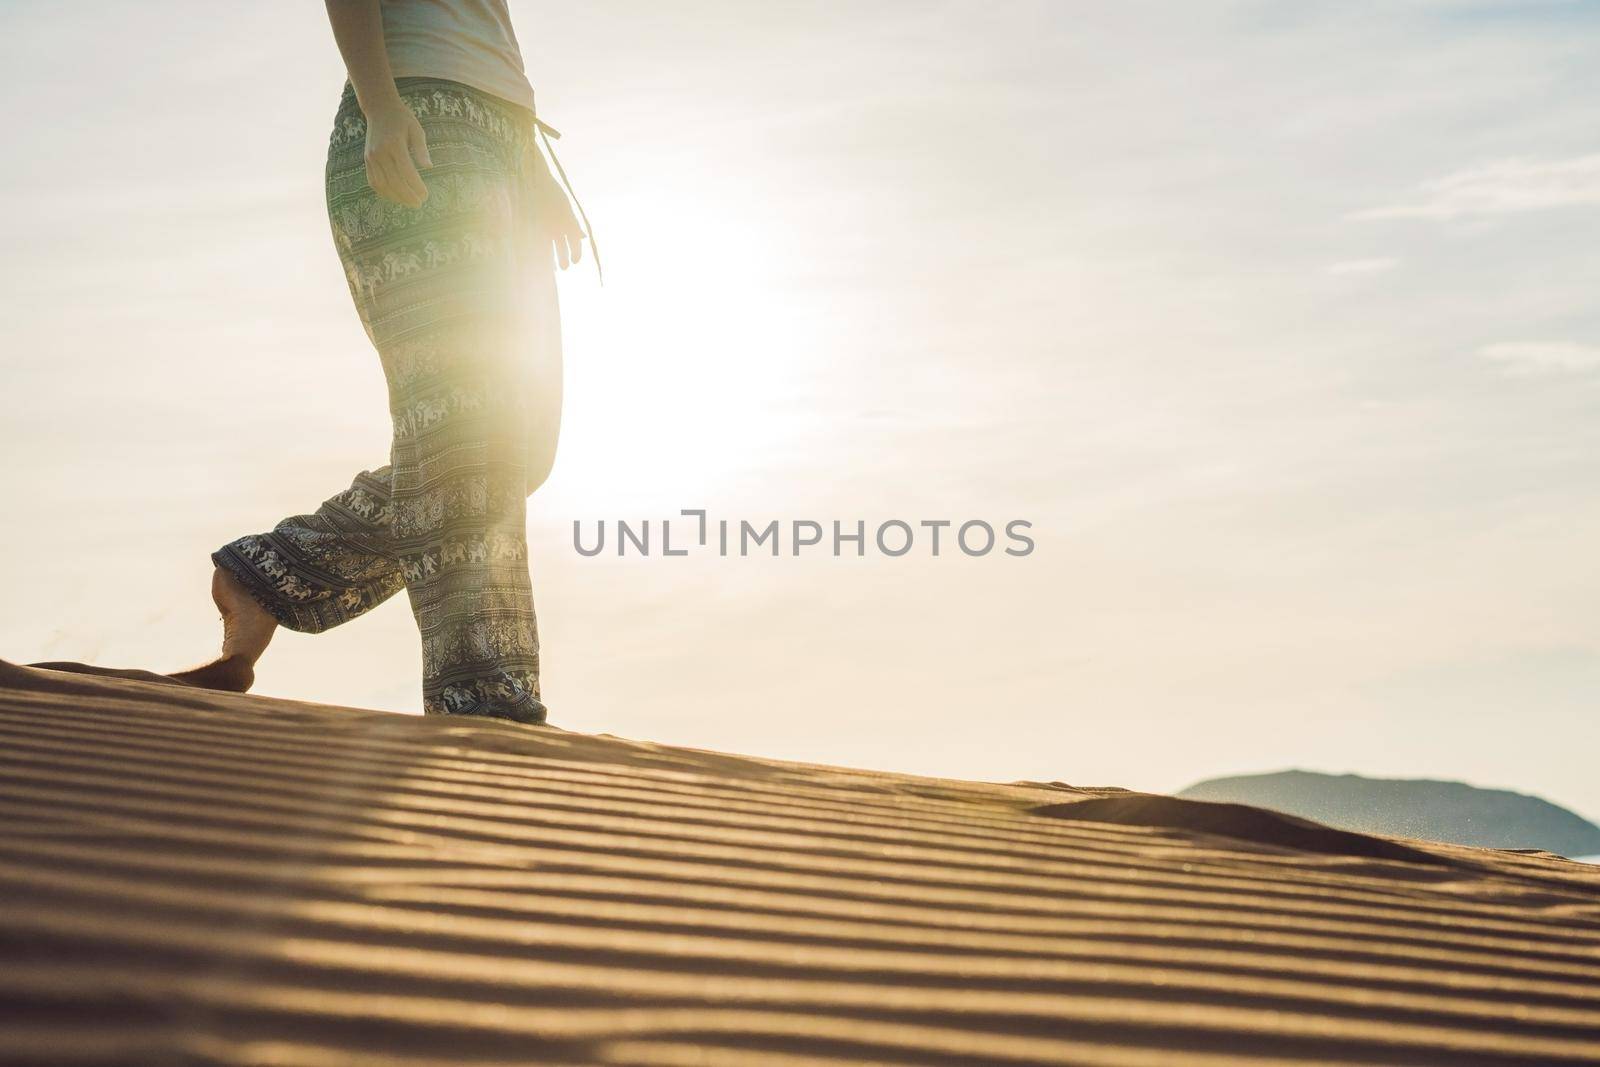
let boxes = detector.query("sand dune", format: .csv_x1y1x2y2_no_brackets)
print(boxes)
1,659,1599,1065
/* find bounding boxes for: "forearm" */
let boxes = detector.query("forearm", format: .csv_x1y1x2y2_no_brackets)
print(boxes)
324,0,404,115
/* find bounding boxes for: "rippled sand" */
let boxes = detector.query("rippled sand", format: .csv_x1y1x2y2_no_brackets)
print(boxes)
2,658,1599,1065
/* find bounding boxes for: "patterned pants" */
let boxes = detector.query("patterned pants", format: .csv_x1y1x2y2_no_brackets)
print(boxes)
213,77,562,723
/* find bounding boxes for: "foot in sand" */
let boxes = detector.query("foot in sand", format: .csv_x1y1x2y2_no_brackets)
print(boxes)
169,567,278,693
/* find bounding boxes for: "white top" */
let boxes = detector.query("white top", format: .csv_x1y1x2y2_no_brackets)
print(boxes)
381,0,536,112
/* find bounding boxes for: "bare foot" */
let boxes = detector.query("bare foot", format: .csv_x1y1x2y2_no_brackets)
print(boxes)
213,566,278,663
170,568,278,693
166,654,254,692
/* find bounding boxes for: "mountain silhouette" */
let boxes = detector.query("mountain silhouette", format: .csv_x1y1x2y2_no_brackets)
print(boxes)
1177,770,1600,858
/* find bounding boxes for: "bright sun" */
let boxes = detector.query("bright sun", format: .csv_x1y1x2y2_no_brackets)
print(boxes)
543,177,825,512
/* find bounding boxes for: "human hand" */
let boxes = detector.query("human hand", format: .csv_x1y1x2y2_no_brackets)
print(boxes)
363,101,433,208
527,145,585,270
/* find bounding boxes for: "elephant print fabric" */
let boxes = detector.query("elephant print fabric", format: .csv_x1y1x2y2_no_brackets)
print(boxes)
213,77,562,724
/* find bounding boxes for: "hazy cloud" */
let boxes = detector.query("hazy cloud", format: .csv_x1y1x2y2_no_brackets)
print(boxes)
1327,257,1399,275
1479,341,1600,375
1355,155,1600,220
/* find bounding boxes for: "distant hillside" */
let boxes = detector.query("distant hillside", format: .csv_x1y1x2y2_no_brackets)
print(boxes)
1178,770,1600,857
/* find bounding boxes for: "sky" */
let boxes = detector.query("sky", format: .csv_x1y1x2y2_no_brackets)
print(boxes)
1,1,1597,820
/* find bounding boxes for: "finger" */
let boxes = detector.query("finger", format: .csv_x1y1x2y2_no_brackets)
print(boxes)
371,156,412,208
366,157,396,204
554,233,570,270
408,123,434,170
392,150,429,206
568,228,584,265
